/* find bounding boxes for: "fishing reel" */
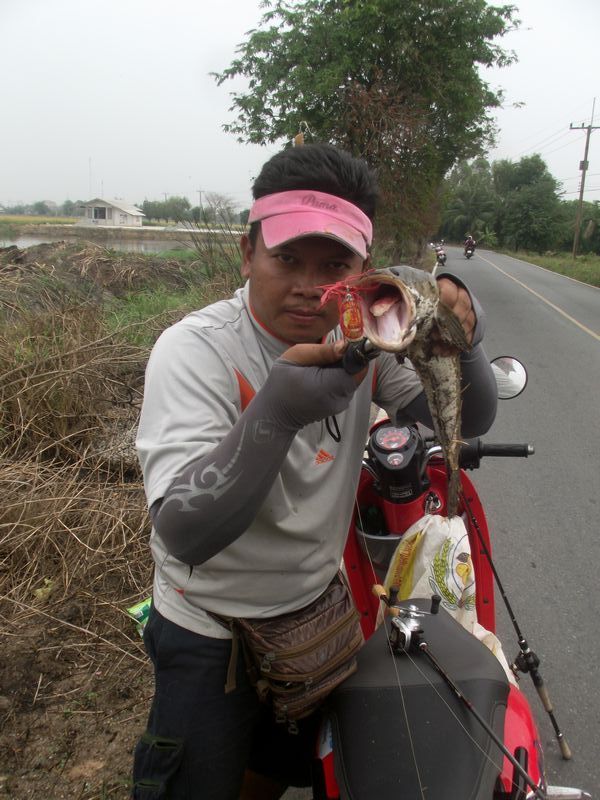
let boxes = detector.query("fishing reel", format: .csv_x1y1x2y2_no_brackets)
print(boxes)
390,596,442,654
379,590,442,654
389,609,424,653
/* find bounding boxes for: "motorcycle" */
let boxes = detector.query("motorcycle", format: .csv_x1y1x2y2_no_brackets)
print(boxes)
310,357,590,800
433,241,447,267
465,244,476,259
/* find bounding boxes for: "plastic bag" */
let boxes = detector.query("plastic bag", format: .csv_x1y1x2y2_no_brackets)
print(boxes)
382,513,515,683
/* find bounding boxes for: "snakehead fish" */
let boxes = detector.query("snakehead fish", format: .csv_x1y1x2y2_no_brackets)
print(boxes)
322,266,470,518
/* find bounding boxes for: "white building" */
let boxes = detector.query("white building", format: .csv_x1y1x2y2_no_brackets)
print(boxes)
78,198,145,227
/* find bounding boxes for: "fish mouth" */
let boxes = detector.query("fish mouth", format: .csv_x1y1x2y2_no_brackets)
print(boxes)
352,271,417,352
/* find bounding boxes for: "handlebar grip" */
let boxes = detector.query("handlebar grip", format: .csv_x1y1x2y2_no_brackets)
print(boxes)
459,439,535,469
478,443,535,458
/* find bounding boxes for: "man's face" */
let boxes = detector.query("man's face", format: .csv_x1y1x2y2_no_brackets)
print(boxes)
240,230,368,344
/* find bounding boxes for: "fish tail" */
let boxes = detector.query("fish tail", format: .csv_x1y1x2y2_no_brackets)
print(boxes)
447,467,461,518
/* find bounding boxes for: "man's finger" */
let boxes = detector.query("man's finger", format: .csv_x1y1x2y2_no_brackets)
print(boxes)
281,340,347,367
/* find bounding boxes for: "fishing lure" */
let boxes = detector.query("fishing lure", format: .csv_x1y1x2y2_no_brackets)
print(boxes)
320,277,371,342
339,287,364,341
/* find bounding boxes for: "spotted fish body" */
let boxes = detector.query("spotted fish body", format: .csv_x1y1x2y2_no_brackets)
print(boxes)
352,266,470,518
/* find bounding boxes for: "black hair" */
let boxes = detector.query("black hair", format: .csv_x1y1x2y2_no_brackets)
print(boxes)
248,143,378,245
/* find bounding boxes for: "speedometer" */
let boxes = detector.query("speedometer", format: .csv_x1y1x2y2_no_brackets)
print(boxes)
374,426,411,451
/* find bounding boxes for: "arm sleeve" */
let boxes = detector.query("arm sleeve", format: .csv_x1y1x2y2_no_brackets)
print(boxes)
400,342,498,437
137,328,360,566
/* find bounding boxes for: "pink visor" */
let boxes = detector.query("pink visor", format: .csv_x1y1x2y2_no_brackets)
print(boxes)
248,190,372,259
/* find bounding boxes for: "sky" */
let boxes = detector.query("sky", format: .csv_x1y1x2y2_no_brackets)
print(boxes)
1,0,599,210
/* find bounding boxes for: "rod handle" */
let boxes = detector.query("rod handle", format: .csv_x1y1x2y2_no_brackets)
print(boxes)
371,584,399,615
558,735,572,761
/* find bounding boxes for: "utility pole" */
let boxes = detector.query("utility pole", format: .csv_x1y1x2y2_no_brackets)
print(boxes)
197,189,203,209
570,98,599,258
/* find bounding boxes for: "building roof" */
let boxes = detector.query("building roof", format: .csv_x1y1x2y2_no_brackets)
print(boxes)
82,198,145,216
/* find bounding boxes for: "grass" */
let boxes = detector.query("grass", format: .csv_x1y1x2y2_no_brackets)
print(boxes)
155,247,199,262
501,250,600,287
0,214,77,225
0,222,17,238
106,276,237,346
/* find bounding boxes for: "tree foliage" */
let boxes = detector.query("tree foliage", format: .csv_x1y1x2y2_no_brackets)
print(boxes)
438,154,596,253
140,195,240,225
492,155,562,251
141,196,191,223
441,158,497,242
214,0,518,257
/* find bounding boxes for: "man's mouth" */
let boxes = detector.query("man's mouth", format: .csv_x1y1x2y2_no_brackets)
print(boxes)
286,308,322,318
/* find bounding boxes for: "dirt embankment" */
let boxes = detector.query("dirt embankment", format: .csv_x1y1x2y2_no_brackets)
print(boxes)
0,242,234,799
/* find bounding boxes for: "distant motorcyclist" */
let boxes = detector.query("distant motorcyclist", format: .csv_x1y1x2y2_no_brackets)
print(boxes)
464,234,476,255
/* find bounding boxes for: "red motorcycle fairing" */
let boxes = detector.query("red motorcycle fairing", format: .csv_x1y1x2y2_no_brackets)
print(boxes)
344,463,496,638
314,460,545,799
500,685,544,794
315,600,509,800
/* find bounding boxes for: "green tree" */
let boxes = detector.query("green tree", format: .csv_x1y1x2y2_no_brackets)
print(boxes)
440,158,497,242
164,196,191,222
32,201,50,216
61,199,77,216
141,200,163,222
556,199,600,255
214,0,518,256
493,155,562,251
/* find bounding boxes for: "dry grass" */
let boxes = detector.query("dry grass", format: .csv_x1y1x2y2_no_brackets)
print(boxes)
0,242,240,796
0,248,155,705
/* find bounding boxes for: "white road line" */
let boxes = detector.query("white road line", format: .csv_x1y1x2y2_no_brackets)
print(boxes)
477,253,600,341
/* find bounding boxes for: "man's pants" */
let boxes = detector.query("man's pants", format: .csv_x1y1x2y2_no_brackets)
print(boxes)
131,605,320,799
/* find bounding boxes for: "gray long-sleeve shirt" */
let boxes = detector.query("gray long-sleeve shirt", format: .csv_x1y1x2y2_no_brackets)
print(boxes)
136,279,496,638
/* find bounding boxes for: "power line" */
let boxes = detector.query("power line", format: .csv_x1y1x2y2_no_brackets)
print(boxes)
541,138,581,158
562,187,600,195
512,127,572,159
502,98,597,153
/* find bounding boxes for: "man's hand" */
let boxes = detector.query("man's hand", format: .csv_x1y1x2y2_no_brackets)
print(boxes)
434,277,477,355
281,340,368,385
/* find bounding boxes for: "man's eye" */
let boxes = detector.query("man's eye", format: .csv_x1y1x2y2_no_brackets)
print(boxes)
276,253,296,265
326,261,351,272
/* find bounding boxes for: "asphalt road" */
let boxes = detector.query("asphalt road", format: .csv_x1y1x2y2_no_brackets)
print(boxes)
441,246,599,797
285,247,600,799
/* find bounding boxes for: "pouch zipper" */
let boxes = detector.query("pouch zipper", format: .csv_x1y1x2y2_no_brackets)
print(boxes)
259,607,359,672
275,658,359,717
261,622,363,684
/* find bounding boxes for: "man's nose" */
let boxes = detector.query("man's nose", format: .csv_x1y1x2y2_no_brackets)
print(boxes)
293,267,325,296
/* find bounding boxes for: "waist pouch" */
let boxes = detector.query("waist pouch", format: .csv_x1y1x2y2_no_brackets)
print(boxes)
211,572,364,727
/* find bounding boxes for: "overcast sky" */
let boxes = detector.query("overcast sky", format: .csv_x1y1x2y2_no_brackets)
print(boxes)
1,0,598,209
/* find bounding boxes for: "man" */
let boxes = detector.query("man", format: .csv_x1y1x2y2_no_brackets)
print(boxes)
464,233,477,254
132,143,497,799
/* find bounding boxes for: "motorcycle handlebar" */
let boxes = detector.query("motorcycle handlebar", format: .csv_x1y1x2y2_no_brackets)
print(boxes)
458,439,535,470
478,443,534,458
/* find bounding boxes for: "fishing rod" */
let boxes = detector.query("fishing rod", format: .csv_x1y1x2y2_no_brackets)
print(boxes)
460,484,572,760
375,588,548,800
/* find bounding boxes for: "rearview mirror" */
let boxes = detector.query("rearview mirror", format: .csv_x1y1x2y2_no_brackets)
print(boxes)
491,357,528,400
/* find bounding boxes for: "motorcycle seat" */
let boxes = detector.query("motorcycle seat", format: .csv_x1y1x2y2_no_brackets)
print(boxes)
326,600,508,799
